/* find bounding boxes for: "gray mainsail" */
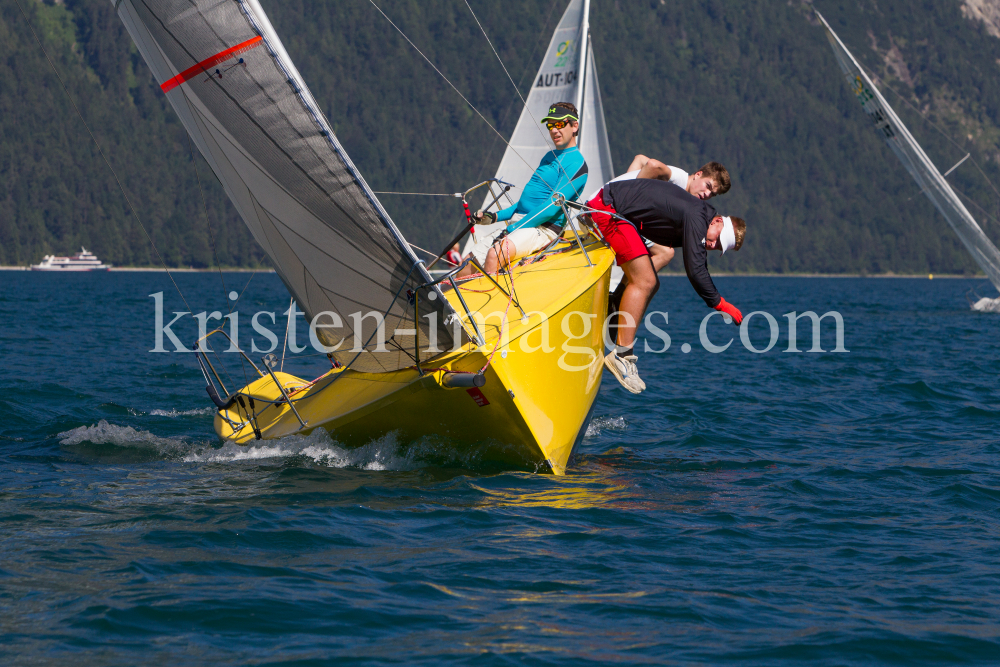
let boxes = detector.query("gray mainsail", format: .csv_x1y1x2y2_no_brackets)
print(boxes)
113,0,465,371
818,11,1000,293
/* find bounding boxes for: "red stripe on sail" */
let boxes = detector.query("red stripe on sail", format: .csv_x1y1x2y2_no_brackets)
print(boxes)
160,35,263,93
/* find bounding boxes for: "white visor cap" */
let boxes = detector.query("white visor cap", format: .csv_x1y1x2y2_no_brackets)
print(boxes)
720,216,736,255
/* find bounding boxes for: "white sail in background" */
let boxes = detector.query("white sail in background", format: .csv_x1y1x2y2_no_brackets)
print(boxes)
113,0,464,371
817,11,1000,304
577,46,615,192
467,0,613,249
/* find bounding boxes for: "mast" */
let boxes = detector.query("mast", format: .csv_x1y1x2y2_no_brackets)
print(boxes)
573,0,591,139
472,0,614,230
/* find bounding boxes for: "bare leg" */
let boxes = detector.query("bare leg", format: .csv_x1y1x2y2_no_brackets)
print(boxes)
455,255,476,278
648,243,675,272
483,238,516,275
616,254,659,349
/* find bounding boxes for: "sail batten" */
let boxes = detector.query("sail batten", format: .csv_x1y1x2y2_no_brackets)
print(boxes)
817,11,1000,291
113,0,465,371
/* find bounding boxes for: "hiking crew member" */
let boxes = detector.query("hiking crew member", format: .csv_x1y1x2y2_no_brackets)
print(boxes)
588,178,746,393
460,102,588,276
606,155,732,271
604,157,733,342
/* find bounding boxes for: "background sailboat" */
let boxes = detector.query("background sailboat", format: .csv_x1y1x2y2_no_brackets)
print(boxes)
464,0,614,252
817,11,1000,312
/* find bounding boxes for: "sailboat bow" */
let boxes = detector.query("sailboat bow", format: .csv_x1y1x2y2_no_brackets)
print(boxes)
112,0,615,473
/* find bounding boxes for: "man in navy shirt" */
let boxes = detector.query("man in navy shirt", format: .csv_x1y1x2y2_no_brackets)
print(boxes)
587,179,747,393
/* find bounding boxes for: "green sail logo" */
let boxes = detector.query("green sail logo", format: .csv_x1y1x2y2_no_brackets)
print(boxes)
554,40,572,67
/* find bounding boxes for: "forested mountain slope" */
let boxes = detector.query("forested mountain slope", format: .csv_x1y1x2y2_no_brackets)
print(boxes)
4,0,1000,274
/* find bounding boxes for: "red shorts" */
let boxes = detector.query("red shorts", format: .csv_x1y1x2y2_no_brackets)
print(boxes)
586,190,648,266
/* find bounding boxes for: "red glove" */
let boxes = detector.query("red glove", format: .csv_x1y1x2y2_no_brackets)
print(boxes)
714,298,743,325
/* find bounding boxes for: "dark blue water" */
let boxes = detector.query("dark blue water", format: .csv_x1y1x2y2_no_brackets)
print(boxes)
2,271,999,665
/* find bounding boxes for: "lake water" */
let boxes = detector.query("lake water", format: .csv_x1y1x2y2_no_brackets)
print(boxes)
1,271,998,665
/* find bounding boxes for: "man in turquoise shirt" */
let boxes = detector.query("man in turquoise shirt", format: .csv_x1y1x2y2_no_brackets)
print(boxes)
469,102,589,275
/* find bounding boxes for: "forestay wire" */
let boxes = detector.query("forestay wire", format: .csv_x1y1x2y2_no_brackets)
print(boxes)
366,0,540,179
461,0,575,191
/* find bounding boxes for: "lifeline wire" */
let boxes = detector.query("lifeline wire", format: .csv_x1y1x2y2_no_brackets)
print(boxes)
373,191,460,196
409,242,461,264
13,0,193,313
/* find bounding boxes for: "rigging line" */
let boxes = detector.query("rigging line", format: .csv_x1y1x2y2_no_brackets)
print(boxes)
472,0,562,187
365,0,540,180
208,342,236,392
185,132,230,311
229,269,258,312
13,0,193,313
372,191,460,196
954,187,1000,231
409,242,459,263
873,72,1000,203
229,268,259,385
462,0,574,189
280,297,292,373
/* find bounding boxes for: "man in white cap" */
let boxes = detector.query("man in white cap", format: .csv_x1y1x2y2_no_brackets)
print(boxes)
604,156,734,342
585,178,746,394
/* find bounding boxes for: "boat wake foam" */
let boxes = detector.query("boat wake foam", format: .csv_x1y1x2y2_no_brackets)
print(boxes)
971,296,1000,312
58,421,529,472
182,429,412,470
149,407,215,417
59,420,192,455
585,416,629,437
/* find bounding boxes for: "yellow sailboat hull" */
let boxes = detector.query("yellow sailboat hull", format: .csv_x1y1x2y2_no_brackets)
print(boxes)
214,241,614,474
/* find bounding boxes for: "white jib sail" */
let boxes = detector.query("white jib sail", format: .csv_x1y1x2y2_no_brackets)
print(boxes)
817,11,1000,303
113,0,466,371
465,0,614,252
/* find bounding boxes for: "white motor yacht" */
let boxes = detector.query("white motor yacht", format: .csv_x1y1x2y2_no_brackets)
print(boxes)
30,247,110,271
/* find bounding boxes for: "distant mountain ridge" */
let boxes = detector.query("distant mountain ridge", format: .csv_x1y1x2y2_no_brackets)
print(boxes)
4,0,1000,275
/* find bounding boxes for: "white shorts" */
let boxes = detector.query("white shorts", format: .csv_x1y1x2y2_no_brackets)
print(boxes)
467,225,505,266
464,215,522,265
466,220,558,265
505,225,560,261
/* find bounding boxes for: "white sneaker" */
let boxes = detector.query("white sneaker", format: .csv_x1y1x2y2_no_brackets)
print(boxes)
604,351,645,394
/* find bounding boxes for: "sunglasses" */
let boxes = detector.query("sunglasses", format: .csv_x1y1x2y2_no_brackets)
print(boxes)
545,119,573,130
